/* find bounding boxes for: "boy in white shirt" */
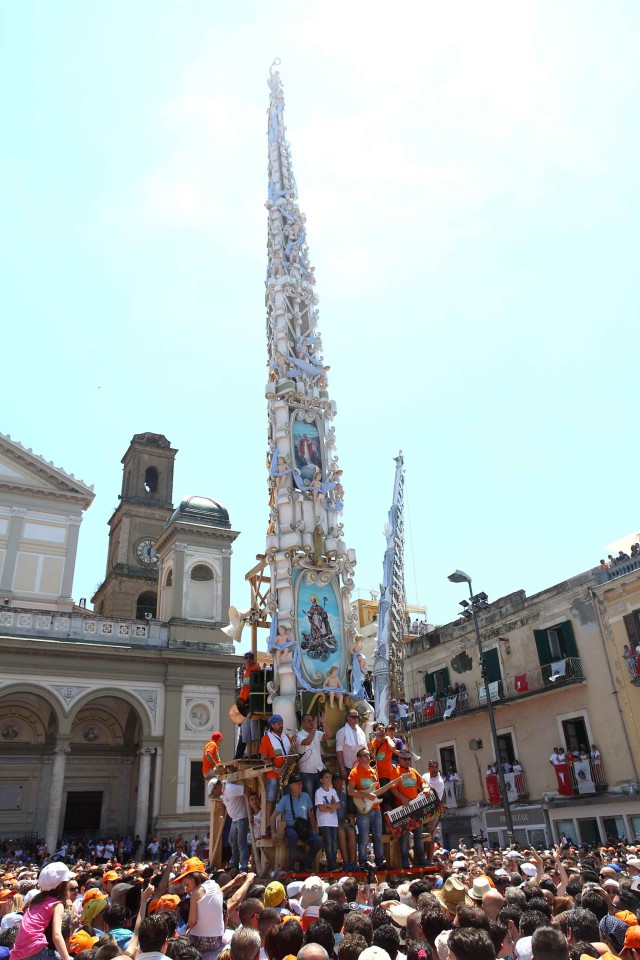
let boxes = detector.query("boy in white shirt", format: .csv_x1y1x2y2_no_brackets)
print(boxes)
315,769,341,872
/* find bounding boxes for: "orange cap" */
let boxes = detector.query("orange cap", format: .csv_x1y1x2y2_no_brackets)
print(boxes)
616,910,638,926
171,857,206,884
624,925,640,950
155,894,181,912
68,931,98,954
102,871,120,882
0,889,14,902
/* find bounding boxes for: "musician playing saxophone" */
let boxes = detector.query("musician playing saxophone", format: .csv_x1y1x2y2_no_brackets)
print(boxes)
390,749,432,869
259,714,292,830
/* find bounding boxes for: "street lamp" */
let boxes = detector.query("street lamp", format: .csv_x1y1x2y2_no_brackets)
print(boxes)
448,569,515,845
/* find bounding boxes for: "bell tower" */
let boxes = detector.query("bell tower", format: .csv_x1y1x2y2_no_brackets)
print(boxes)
92,433,178,619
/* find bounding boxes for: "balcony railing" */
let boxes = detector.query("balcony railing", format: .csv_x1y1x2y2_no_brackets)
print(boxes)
624,655,640,685
408,657,584,729
484,767,529,805
595,555,640,584
567,755,607,792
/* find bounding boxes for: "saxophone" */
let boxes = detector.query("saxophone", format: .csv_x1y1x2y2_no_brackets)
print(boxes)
278,731,299,791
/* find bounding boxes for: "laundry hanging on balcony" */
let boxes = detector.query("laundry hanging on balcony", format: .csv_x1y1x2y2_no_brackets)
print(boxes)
514,674,528,693
443,695,457,719
549,660,567,681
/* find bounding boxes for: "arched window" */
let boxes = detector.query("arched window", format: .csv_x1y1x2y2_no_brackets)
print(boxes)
136,591,157,620
165,569,173,587
190,564,213,582
144,467,159,494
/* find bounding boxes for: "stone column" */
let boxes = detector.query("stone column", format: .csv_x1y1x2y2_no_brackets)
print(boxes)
0,506,27,594
134,746,154,842
172,544,186,618
60,516,82,600
151,746,163,821
44,741,70,855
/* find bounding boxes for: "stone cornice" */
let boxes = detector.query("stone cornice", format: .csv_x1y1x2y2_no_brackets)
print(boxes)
0,638,240,669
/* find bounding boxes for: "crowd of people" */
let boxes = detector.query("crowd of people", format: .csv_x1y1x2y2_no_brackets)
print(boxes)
3,840,640,960
598,547,640,572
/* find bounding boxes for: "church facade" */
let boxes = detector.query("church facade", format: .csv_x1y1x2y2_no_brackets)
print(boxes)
0,432,242,854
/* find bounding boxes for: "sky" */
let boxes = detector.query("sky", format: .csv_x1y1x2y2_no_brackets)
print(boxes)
1,1,639,641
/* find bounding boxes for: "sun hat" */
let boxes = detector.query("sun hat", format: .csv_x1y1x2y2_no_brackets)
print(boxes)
299,876,328,908
360,948,392,960
68,931,98,955
155,894,181,912
623,925,640,950
38,862,74,892
82,896,107,927
436,877,471,912
388,902,415,927
626,856,640,868
264,881,286,908
171,857,206,884
469,877,492,901
599,914,627,954
616,910,638,926
520,863,537,878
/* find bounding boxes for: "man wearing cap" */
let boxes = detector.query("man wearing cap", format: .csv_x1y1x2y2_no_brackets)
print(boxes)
390,750,430,870
239,652,261,759
348,747,387,871
622,924,640,958
209,777,252,872
369,723,399,813
202,732,223,779
101,870,121,898
259,714,293,828
271,774,323,872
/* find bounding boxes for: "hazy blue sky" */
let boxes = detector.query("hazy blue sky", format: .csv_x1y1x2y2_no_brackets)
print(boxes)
2,2,639,641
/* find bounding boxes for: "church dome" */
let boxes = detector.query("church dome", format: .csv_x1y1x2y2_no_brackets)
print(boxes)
165,495,231,530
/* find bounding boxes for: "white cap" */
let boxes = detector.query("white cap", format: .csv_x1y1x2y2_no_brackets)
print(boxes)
520,863,537,878
38,862,74,892
360,948,392,960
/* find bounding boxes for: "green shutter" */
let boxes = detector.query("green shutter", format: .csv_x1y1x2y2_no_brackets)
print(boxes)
425,672,436,694
560,620,579,659
534,629,553,667
482,648,502,684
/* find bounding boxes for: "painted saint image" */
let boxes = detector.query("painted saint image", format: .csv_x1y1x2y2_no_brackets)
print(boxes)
300,594,337,661
292,418,322,484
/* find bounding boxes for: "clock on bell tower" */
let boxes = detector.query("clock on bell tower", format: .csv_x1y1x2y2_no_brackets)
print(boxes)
91,432,177,619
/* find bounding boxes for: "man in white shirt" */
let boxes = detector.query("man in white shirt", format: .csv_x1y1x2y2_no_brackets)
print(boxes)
297,713,332,801
209,777,252,872
549,748,560,766
336,710,367,779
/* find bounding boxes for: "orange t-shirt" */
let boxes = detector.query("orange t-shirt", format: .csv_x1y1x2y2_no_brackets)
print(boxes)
393,765,424,802
202,740,220,777
369,737,396,781
348,764,381,808
259,731,291,779
239,663,261,702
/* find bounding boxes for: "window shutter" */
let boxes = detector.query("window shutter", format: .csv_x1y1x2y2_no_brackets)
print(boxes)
623,612,640,646
425,672,436,694
534,629,552,666
560,620,579,659
443,667,451,690
482,648,502,684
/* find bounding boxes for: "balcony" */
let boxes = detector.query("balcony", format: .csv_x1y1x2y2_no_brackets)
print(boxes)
595,555,640,584
408,657,584,729
548,754,608,797
484,767,529,805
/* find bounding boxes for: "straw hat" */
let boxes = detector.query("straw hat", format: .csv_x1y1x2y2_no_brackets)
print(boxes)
435,877,471,912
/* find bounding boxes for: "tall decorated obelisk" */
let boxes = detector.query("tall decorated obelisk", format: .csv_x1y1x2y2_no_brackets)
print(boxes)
263,61,357,734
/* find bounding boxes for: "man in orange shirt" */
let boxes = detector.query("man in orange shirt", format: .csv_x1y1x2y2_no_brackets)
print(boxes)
202,731,223,778
369,722,399,812
347,747,387,871
390,748,430,869
259,714,292,828
239,652,261,758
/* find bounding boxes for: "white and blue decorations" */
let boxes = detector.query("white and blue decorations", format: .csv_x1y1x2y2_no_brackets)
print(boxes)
293,570,346,689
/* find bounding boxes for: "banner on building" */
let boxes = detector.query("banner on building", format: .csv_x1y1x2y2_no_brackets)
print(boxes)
486,773,501,805
444,781,458,808
503,772,518,802
479,682,501,704
554,762,574,797
443,696,457,719
574,760,596,794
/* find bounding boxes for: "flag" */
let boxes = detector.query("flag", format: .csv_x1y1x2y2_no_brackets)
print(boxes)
425,700,436,718
503,773,518,802
443,696,457,719
515,674,528,693
554,762,574,797
486,774,500,805
574,760,596,794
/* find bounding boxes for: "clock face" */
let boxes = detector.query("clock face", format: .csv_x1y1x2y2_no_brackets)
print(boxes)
136,539,159,565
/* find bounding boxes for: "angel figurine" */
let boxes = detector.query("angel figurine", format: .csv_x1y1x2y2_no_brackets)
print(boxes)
273,625,293,667
323,666,344,709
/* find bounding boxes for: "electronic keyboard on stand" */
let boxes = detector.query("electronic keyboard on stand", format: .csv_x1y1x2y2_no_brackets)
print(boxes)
385,788,446,839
